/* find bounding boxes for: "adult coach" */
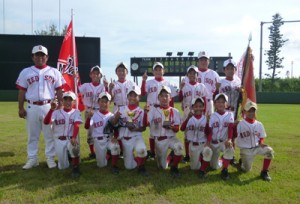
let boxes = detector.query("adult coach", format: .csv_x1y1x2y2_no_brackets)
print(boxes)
16,45,64,170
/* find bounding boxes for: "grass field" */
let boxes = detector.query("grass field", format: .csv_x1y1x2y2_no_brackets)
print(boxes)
0,102,300,204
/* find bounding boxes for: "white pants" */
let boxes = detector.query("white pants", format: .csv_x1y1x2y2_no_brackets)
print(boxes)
240,146,274,172
94,138,120,168
54,138,80,170
122,136,147,169
26,103,55,160
189,142,213,170
155,137,184,169
210,142,234,169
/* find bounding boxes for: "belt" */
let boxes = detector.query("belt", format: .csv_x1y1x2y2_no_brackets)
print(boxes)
150,104,160,108
27,100,51,105
123,136,132,140
212,139,224,144
96,136,109,140
192,142,206,146
87,107,99,110
157,136,168,141
58,136,71,140
114,103,126,107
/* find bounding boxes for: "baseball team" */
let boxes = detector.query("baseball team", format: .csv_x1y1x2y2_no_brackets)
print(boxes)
16,45,274,181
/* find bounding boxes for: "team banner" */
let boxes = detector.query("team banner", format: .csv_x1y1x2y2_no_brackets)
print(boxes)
57,20,85,111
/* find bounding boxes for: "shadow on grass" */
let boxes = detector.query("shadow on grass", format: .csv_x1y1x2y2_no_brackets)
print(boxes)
0,151,15,157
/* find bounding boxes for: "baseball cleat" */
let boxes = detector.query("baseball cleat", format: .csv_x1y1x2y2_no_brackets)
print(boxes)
46,158,57,169
182,155,190,163
138,165,149,177
88,153,96,160
112,166,119,175
230,156,238,166
119,151,124,159
22,159,39,170
221,168,230,180
198,170,207,179
260,170,272,181
147,150,155,160
170,166,181,178
72,166,81,178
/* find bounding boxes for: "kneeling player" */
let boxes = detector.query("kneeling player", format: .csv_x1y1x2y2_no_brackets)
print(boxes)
113,86,148,176
180,97,212,178
237,101,274,181
44,91,82,178
85,92,120,174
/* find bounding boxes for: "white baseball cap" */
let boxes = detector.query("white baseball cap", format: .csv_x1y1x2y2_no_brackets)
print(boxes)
63,91,76,100
127,86,141,96
192,97,205,105
223,59,237,68
187,65,198,73
152,62,164,70
98,92,112,101
115,62,128,71
158,85,171,95
32,45,48,55
214,93,228,102
197,51,209,59
90,65,103,74
244,100,257,111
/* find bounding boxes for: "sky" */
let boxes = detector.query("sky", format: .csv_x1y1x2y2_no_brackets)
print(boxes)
1,0,300,86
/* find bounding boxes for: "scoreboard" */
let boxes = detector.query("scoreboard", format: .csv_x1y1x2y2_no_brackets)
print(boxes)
130,56,231,77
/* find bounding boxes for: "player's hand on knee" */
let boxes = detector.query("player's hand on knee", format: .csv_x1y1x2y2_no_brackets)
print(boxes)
225,139,233,148
70,137,78,146
18,108,27,119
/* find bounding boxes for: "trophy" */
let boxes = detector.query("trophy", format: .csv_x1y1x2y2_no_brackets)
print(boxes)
163,109,171,128
126,111,136,128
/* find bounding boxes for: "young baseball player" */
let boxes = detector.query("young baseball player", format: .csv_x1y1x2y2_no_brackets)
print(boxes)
112,86,148,176
16,45,64,170
144,85,183,178
108,62,138,158
209,93,235,180
179,65,208,163
78,65,108,159
44,91,82,178
237,101,274,181
180,97,212,178
84,92,120,174
141,62,178,160
185,51,220,118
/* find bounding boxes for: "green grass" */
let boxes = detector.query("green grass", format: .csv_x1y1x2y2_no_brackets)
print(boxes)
0,102,300,203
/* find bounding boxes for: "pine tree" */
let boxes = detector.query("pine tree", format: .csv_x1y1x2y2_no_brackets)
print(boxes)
265,13,288,90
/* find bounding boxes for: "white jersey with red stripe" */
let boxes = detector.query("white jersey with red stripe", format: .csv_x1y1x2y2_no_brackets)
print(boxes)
181,82,208,109
90,111,114,137
237,119,267,149
79,83,106,109
16,65,64,101
116,106,144,138
185,115,208,143
219,77,241,113
147,106,181,137
51,109,82,137
146,79,177,106
209,111,234,142
110,80,138,107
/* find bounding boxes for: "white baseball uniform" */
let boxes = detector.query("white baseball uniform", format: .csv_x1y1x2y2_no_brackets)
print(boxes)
89,111,120,168
219,76,241,118
116,106,147,169
79,82,106,145
237,119,274,172
183,115,212,170
16,65,64,161
209,111,234,169
50,109,83,169
147,106,183,169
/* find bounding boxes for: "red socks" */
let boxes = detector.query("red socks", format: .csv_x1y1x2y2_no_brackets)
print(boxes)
262,159,271,171
149,138,155,153
89,144,95,154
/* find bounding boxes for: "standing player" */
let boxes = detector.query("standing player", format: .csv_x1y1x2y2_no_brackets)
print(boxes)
141,62,178,160
237,101,274,181
178,65,208,163
43,91,82,178
79,65,108,159
85,92,120,174
16,45,64,169
185,51,220,118
112,86,148,176
209,93,235,180
108,62,138,158
144,86,183,177
180,97,212,178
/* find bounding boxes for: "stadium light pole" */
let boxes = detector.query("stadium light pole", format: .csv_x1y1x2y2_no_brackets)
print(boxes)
259,20,300,92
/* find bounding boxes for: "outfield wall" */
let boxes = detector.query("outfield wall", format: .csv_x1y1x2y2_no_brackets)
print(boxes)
1,90,299,104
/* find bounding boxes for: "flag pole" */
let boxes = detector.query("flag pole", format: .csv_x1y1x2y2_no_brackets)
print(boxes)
71,9,79,110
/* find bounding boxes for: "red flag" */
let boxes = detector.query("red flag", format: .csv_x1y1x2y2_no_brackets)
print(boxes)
237,46,256,114
57,20,85,111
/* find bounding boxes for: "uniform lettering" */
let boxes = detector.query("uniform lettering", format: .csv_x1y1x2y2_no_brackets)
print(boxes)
44,75,55,84
221,86,232,92
183,91,192,98
27,76,39,85
240,131,251,138
55,119,65,125
153,117,162,124
204,78,214,86
93,121,103,128
114,89,122,94
212,122,219,128
148,87,157,93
